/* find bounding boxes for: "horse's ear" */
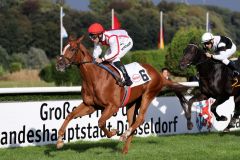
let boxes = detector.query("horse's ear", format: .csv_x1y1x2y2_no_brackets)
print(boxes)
77,35,85,43
68,34,77,41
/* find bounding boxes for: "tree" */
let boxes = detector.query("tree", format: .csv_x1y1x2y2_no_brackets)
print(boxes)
0,45,10,69
0,8,32,54
21,0,40,16
89,0,112,14
11,52,28,68
27,47,49,69
165,27,204,77
39,62,82,86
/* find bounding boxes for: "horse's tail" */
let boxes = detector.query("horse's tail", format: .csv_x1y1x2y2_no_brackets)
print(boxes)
161,74,191,120
162,77,190,93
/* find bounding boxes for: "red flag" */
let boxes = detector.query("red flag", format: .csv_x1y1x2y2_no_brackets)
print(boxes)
113,14,121,29
158,29,164,49
158,11,164,49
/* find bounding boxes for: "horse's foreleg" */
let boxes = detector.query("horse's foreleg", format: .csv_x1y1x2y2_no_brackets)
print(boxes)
224,95,240,132
98,106,119,138
211,97,229,121
122,102,139,154
175,91,193,130
120,94,154,142
57,103,95,149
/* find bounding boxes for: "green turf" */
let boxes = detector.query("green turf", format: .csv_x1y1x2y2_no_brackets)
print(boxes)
0,131,240,160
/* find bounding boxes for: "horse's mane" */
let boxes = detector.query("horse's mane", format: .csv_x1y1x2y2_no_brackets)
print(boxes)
194,45,222,66
79,43,92,56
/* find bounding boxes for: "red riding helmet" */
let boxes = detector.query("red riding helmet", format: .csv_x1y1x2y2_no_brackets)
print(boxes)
88,23,104,35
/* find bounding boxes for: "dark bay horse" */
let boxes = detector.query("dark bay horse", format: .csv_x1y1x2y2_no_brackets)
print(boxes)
56,36,190,154
179,44,240,132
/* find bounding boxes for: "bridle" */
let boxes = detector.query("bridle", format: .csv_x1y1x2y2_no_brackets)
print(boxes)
187,44,210,67
60,43,93,66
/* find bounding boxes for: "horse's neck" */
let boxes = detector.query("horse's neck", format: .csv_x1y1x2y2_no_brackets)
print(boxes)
78,45,104,85
197,54,224,78
195,52,214,76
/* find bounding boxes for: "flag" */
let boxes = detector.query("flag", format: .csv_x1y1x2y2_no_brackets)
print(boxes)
112,9,121,29
61,8,68,38
113,15,121,29
158,29,164,49
158,11,164,49
60,6,68,55
61,25,68,38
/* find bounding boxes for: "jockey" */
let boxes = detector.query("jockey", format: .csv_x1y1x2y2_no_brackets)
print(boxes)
88,22,133,86
201,32,240,77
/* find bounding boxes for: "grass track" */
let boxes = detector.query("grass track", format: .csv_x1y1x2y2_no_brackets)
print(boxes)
1,131,240,160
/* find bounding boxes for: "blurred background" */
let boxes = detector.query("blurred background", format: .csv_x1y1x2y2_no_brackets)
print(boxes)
0,0,240,87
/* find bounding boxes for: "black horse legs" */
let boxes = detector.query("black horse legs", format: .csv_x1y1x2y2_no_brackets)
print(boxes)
211,97,229,121
224,95,240,131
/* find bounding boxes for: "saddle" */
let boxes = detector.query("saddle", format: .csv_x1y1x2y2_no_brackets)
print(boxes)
95,61,151,88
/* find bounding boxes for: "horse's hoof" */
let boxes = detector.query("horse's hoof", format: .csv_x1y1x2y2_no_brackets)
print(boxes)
122,149,128,154
111,129,118,136
119,134,127,142
187,122,193,130
216,116,227,121
106,129,119,138
56,140,64,149
223,128,230,133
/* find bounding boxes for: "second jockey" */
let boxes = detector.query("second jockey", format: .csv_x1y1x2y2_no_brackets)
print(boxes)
201,32,240,77
88,23,133,86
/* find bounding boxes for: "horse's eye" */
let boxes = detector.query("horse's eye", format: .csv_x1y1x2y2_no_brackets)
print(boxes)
69,48,76,52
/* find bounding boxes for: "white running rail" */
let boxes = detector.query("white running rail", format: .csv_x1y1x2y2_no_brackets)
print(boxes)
0,86,82,94
0,82,198,94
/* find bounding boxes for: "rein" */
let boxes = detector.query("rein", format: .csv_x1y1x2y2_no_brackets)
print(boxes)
195,58,211,66
60,55,93,66
61,43,94,66
187,44,210,67
61,42,122,83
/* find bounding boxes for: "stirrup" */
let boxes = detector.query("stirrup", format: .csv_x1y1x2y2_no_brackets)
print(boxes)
115,77,125,86
117,79,132,87
233,71,240,77
123,79,133,86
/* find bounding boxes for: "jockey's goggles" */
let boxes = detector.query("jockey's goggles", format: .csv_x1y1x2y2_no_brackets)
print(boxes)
203,41,212,46
89,34,98,40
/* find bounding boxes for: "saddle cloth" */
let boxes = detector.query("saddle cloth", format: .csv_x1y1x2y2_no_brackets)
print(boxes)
122,62,151,88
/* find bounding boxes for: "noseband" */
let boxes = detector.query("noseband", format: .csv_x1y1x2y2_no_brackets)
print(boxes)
60,43,93,66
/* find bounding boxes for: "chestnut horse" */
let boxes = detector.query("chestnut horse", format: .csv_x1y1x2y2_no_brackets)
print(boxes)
56,36,190,154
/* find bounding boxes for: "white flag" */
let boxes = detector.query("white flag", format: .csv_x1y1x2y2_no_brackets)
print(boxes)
61,8,68,38
61,26,68,38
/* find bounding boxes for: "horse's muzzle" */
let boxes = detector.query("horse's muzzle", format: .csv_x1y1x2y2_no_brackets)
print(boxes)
179,62,188,70
56,63,65,72
56,57,68,72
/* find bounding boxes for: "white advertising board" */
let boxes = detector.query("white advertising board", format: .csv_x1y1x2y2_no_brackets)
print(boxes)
0,97,239,148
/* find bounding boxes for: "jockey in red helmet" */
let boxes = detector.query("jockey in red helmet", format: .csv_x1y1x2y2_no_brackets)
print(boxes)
88,23,133,86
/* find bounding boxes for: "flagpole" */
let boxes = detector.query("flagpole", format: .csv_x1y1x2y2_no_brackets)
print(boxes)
206,12,209,32
60,6,63,55
112,9,114,29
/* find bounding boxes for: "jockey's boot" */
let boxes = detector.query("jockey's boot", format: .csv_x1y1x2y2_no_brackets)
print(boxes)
113,61,133,86
227,61,240,78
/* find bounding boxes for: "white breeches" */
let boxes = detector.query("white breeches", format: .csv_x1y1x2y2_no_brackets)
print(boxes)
213,43,236,65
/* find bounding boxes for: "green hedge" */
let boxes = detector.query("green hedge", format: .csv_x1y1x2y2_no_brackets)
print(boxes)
10,62,22,73
122,49,167,71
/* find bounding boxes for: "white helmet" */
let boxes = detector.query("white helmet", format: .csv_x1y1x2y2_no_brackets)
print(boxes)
201,32,214,43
